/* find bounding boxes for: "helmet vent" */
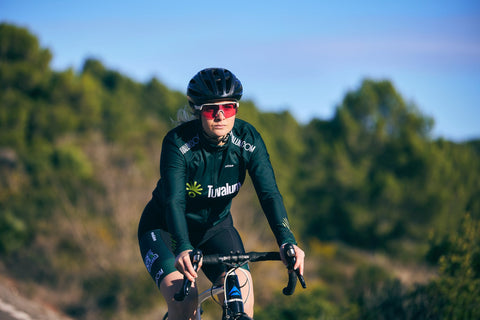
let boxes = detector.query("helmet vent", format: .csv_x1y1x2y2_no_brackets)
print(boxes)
215,78,224,95
225,75,232,94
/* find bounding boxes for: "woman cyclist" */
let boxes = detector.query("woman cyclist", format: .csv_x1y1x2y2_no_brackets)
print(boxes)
138,68,305,319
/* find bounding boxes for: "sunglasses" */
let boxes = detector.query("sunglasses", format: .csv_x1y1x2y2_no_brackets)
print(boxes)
196,102,238,120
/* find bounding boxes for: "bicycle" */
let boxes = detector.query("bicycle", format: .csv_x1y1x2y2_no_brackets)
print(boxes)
163,243,306,320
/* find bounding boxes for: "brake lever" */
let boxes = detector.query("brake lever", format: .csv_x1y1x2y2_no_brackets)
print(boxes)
282,244,306,295
174,249,202,301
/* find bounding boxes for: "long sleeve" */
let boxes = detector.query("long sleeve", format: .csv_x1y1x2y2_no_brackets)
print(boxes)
247,133,297,247
159,133,194,255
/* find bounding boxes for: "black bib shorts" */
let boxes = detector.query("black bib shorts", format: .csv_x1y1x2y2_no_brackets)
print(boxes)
139,215,248,288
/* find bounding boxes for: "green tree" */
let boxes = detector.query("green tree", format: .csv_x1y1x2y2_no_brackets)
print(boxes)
296,79,451,250
0,23,52,93
428,214,480,319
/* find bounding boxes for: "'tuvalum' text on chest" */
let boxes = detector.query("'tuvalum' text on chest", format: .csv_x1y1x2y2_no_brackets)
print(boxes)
207,182,242,198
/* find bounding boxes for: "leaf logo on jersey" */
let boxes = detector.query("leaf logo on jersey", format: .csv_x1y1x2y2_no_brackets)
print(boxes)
186,181,203,198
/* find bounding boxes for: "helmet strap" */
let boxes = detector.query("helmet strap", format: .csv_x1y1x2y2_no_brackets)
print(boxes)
220,131,231,143
202,130,231,146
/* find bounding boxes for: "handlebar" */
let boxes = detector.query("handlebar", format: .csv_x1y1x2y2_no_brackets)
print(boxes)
174,245,306,301
202,251,282,265
282,243,307,295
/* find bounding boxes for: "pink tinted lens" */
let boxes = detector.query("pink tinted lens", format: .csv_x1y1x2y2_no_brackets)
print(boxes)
201,103,237,119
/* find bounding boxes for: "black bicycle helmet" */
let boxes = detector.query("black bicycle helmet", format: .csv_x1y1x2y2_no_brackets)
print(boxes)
187,68,243,107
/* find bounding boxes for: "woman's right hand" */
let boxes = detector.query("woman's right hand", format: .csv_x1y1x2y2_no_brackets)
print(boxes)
175,250,201,282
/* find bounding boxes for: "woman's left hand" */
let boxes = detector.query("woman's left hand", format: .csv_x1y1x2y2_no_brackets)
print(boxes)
280,243,305,276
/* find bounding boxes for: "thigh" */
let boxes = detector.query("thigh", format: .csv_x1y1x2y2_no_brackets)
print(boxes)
138,229,177,289
236,269,254,317
198,222,249,284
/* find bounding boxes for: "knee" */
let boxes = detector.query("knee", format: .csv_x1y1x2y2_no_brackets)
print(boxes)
160,272,199,319
167,292,198,319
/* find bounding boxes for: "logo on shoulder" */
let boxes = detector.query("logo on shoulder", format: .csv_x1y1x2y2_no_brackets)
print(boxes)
179,134,200,154
231,133,256,152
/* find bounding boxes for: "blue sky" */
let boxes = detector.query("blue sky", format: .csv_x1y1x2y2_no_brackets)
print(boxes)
2,0,479,141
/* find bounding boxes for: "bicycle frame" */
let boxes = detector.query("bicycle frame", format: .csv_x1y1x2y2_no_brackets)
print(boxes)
167,246,306,320
195,285,224,320
165,272,246,320
196,268,250,320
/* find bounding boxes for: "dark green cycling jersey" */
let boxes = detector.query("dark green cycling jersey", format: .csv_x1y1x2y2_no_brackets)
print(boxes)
138,118,296,255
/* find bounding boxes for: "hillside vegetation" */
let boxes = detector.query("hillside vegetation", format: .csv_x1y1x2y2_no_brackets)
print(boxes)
1,23,479,319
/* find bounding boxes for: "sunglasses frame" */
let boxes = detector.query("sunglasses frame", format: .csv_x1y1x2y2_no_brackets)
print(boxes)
195,101,239,119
